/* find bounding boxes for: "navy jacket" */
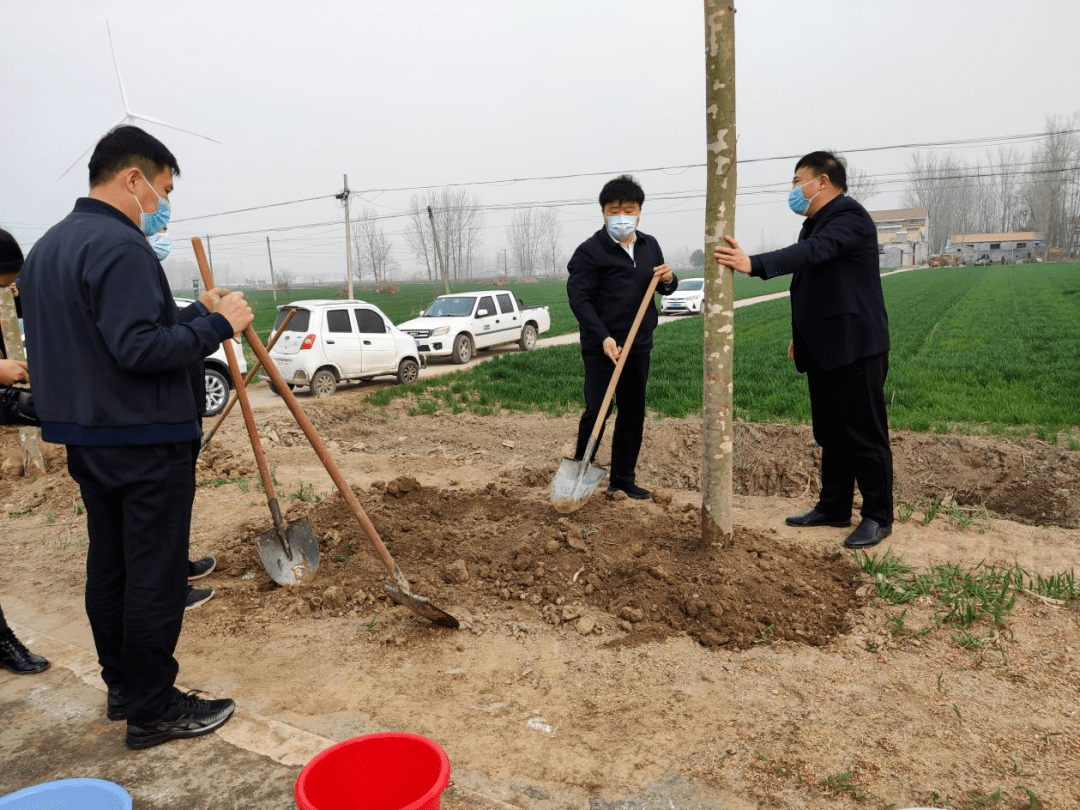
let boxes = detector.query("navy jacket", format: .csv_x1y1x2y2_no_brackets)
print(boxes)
750,195,889,372
20,198,233,445
566,228,677,355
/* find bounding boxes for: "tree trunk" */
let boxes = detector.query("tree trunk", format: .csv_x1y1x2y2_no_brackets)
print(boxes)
701,0,736,546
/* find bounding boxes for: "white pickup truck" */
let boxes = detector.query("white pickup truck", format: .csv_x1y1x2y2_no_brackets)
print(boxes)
397,290,552,364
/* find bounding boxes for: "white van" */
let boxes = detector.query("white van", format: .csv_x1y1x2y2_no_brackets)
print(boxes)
267,300,422,397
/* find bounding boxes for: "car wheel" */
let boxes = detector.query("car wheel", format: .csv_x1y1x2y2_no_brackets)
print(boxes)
268,380,295,396
310,369,337,398
397,358,420,384
452,334,473,364
203,368,229,416
518,324,537,351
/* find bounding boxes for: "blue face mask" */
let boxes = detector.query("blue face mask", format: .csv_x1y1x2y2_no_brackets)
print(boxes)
133,174,172,236
787,176,822,216
606,214,638,241
148,233,171,260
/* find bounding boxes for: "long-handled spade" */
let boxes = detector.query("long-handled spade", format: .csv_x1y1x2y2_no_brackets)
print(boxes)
190,239,458,628
194,242,320,586
550,273,660,514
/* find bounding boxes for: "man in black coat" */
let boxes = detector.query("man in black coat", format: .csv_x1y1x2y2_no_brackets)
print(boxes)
566,175,678,500
20,126,253,748
715,151,893,548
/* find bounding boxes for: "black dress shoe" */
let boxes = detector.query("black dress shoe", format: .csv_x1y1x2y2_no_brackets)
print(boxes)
785,509,851,528
107,685,124,721
843,518,892,549
0,633,50,675
126,691,235,750
607,483,651,500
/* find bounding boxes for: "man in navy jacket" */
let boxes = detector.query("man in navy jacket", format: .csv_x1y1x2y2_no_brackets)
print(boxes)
567,175,677,500
20,126,253,748
715,151,893,548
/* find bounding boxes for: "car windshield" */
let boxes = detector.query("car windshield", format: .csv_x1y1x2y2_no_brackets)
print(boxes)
273,308,311,332
424,296,475,317
680,279,704,291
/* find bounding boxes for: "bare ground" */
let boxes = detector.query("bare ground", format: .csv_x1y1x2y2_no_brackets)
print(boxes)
1,388,1078,810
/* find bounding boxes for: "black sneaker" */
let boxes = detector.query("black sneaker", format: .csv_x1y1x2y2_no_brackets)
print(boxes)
107,685,124,720
186,586,214,611
125,690,235,750
607,483,651,500
187,557,216,581
0,633,50,675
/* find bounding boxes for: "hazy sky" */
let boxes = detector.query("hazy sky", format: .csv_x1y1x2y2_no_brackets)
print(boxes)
2,0,1078,285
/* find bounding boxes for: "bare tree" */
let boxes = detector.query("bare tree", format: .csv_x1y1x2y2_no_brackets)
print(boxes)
352,208,397,284
536,208,561,275
275,267,295,291
506,208,543,276
902,151,978,254
845,164,879,205
403,194,435,281
1019,115,1080,259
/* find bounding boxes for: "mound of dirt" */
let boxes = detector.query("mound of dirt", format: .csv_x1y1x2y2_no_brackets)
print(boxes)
205,477,857,650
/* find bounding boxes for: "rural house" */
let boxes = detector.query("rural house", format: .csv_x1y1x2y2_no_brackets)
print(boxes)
945,232,1044,264
869,207,929,269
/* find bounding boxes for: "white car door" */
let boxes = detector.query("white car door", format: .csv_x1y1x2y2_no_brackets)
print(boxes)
473,294,507,349
354,307,396,374
322,307,363,376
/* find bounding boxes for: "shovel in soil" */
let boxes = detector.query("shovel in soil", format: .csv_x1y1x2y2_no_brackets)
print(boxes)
551,273,660,514
193,240,320,586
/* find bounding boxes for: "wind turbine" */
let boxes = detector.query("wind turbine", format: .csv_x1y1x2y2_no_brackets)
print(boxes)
58,21,220,180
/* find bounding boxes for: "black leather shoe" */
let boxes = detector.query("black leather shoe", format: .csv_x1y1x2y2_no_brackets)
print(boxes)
785,509,851,528
607,483,651,500
0,633,50,675
843,518,892,549
107,685,124,721
126,691,235,750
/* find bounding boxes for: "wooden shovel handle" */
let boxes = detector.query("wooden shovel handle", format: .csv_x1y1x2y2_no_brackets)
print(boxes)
191,238,283,526
201,306,296,448
589,272,662,442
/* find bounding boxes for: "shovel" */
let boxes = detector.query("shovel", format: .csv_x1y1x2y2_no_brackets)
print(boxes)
193,241,320,587
551,273,661,514
191,241,459,628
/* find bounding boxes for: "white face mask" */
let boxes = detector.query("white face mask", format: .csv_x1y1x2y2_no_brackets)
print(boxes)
606,214,638,241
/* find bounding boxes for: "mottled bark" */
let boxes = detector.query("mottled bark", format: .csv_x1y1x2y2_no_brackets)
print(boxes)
701,1,736,545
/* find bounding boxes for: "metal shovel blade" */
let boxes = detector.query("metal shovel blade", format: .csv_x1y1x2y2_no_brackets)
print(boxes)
256,519,321,587
384,566,459,628
550,456,607,514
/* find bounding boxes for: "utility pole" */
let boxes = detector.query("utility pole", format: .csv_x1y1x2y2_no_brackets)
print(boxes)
503,248,508,276
266,236,278,301
336,175,354,299
427,205,451,295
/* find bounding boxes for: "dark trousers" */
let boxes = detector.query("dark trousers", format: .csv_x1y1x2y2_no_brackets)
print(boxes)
575,350,650,488
0,602,12,640
66,443,195,724
805,352,894,525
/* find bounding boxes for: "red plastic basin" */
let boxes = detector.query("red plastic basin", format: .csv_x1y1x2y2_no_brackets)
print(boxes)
295,732,450,810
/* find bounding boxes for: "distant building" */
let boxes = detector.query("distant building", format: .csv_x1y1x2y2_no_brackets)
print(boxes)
945,232,1043,264
869,207,929,269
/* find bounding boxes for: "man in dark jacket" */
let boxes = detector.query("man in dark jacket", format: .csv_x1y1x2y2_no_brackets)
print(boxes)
714,151,893,548
20,126,253,749
567,175,677,500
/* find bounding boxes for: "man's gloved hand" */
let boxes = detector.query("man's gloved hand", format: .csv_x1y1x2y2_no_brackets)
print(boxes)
0,386,40,427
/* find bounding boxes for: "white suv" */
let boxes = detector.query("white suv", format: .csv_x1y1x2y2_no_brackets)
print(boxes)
174,298,249,417
267,299,422,397
660,277,704,315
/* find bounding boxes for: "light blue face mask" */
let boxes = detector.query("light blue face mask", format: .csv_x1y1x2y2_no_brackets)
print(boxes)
133,174,172,236
148,232,171,260
787,176,822,217
606,214,638,241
